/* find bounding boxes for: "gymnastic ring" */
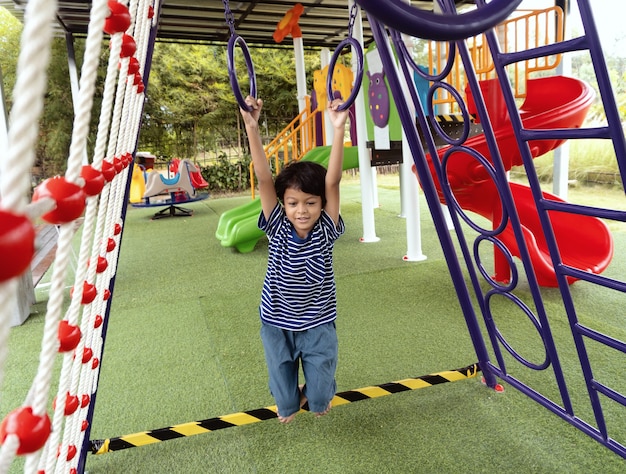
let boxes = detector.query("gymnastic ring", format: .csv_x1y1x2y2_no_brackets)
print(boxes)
227,34,257,111
355,0,522,41
326,37,364,111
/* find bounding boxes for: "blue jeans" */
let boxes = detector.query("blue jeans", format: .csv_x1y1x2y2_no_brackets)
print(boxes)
260,321,338,417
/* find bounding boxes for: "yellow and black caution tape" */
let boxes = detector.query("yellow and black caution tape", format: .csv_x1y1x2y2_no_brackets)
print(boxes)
433,114,479,124
90,363,480,455
434,114,464,124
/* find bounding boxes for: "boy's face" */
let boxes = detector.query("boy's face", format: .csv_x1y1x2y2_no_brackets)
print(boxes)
283,187,323,239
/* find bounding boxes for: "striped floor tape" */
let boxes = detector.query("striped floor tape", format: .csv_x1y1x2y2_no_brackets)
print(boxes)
90,363,480,454
434,114,468,123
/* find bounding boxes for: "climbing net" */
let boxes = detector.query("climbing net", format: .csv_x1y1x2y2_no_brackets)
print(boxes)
0,0,156,472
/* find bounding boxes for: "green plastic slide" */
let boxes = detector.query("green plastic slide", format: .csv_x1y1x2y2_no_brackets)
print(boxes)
216,146,359,253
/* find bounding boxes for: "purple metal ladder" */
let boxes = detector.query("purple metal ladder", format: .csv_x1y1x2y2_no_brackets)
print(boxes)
360,0,626,459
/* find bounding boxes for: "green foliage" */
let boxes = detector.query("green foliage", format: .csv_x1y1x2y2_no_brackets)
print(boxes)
571,53,626,123
142,43,232,157
1,9,106,178
511,139,622,186
140,43,320,159
38,40,78,176
0,8,20,90
200,153,251,194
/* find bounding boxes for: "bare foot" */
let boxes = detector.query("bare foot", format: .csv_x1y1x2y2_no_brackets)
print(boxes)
277,385,307,424
277,412,297,424
314,401,332,418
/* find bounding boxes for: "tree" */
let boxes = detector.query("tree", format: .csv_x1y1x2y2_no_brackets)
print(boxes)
1,8,81,178
142,43,224,158
140,42,321,160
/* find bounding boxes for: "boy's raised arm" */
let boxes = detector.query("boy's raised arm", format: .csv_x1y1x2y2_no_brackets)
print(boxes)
240,97,278,219
324,99,349,225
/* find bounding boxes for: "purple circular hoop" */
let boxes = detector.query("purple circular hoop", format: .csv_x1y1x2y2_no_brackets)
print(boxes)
427,82,471,146
326,37,364,111
356,0,522,41
227,35,257,111
391,29,455,83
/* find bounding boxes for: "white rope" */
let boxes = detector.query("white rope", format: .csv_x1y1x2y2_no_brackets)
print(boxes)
64,0,110,184
49,0,155,470
0,0,156,471
92,33,124,170
36,0,110,471
0,436,18,473
0,0,59,469
0,0,57,212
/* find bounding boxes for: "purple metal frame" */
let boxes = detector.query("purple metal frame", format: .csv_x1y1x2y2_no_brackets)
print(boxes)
356,0,522,41
363,0,626,460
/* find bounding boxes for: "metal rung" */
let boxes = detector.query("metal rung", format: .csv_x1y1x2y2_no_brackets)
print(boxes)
498,36,590,65
519,126,612,142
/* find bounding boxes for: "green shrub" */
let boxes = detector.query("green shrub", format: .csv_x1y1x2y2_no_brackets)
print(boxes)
200,153,251,194
511,139,623,187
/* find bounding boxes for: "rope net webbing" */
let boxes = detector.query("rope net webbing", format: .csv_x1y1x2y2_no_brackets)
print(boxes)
0,1,157,472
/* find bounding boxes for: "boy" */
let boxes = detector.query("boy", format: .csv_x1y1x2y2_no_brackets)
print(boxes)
240,95,349,423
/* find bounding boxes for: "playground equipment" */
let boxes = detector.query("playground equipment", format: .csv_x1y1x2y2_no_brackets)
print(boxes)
417,75,613,287
313,63,354,115
249,64,358,202
243,0,364,209
0,0,155,471
273,3,304,43
362,0,626,460
129,164,146,203
170,158,209,189
223,0,257,111
2,2,626,473
143,158,200,198
130,159,209,219
90,363,480,453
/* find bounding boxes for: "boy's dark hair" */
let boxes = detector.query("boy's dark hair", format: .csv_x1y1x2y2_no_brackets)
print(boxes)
275,161,327,207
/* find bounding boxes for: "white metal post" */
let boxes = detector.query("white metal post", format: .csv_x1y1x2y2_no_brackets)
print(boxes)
293,36,308,114
553,0,572,199
397,8,426,261
350,0,379,243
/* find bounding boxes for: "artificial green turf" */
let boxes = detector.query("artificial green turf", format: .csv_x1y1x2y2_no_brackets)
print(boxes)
2,181,625,473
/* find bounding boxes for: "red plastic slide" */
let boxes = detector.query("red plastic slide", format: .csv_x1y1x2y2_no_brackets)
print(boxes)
170,158,209,189
421,76,613,287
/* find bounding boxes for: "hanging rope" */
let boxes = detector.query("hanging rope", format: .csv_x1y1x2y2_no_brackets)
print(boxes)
0,0,61,469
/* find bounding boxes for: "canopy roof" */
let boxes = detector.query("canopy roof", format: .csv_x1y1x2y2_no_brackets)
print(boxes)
1,0,476,49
